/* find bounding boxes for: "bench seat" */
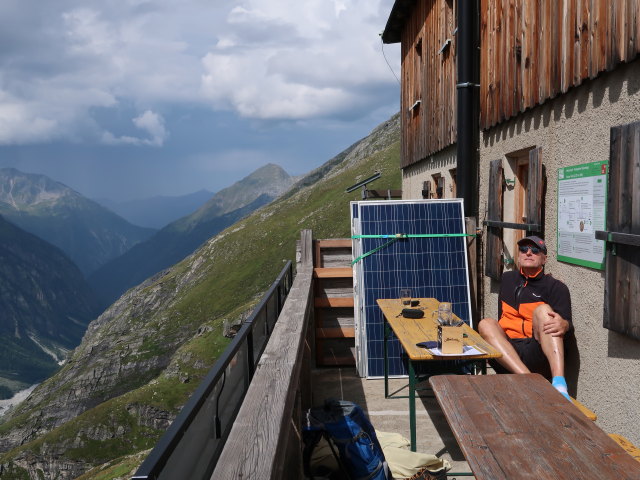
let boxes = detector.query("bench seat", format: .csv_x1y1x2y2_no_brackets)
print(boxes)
570,397,597,421
609,433,640,462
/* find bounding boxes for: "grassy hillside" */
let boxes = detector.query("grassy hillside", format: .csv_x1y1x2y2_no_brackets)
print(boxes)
0,114,400,479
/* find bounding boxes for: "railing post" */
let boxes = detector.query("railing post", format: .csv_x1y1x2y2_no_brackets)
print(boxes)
246,331,254,379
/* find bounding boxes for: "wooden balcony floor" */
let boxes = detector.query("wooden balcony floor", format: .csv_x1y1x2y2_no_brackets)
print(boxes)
311,367,474,478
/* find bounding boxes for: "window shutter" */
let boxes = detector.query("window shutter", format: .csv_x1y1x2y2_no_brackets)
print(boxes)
436,176,445,199
603,121,640,339
422,181,432,199
526,147,544,230
485,159,503,280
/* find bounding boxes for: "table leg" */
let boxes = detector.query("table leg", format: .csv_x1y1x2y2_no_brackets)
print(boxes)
409,359,416,452
384,320,389,398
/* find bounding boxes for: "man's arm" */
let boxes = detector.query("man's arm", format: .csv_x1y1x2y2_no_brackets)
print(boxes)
547,279,572,336
542,310,570,337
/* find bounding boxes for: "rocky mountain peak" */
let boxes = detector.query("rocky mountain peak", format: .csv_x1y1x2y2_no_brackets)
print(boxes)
0,168,72,209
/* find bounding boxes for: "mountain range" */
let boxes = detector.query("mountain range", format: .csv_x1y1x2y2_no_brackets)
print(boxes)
0,113,401,479
0,215,100,401
96,190,214,229
0,169,155,276
88,163,296,305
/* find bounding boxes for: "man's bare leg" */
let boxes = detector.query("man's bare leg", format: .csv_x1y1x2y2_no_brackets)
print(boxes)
478,318,530,374
532,304,570,400
532,304,565,377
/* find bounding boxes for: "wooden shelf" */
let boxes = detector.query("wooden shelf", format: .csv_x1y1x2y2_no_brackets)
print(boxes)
313,237,355,368
315,297,354,308
316,239,352,248
313,267,353,278
316,327,355,339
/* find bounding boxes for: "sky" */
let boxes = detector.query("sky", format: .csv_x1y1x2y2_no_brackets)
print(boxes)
0,0,400,201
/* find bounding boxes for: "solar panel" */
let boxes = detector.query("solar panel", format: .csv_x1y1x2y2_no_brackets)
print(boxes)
351,199,472,378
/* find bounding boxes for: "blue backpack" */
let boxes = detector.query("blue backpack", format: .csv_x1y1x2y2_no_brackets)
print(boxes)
303,399,390,480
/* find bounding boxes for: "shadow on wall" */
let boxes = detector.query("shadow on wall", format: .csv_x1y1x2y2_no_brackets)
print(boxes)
565,332,580,398
607,329,640,360
482,59,640,150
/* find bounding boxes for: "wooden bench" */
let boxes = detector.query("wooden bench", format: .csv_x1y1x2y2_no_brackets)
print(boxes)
570,396,597,421
609,434,640,463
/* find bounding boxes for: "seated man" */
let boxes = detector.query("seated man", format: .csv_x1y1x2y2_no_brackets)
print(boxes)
478,235,572,400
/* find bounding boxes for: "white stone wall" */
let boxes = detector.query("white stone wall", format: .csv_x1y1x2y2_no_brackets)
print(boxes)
478,58,640,444
401,144,457,200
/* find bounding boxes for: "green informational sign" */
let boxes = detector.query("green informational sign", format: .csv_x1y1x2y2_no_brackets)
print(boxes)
557,160,608,269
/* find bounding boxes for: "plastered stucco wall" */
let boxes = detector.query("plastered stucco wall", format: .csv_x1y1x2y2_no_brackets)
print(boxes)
402,144,457,200
479,59,640,444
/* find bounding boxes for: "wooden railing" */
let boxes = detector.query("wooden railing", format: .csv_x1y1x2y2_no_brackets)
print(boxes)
131,253,295,480
211,229,315,479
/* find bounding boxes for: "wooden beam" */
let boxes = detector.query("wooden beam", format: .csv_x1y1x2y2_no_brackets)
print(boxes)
483,220,542,231
313,267,353,278
316,239,352,248
314,297,354,308
595,230,640,247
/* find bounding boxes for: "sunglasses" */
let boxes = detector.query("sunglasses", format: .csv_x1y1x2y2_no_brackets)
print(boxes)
519,245,542,254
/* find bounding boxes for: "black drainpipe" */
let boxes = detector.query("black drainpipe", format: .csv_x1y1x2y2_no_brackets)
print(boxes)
456,0,482,321
456,0,480,217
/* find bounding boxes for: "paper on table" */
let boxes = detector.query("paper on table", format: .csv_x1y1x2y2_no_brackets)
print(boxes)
427,345,484,356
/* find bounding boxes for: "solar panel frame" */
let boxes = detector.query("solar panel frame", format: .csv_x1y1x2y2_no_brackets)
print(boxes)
351,199,472,378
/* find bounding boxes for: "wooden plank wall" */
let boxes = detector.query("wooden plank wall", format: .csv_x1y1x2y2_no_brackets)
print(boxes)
480,0,640,130
400,0,457,168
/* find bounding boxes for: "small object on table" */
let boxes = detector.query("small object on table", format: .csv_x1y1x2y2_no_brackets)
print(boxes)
431,301,453,325
401,308,424,319
437,325,463,354
400,288,412,306
410,299,420,307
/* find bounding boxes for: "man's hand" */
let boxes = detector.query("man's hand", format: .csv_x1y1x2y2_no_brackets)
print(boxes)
543,311,570,337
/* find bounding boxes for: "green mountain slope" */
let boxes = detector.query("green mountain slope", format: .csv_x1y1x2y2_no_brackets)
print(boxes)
0,113,400,479
0,215,101,398
88,164,295,306
0,168,156,276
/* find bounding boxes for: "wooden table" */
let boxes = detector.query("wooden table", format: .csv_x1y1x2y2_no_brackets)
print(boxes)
376,298,501,451
429,373,640,479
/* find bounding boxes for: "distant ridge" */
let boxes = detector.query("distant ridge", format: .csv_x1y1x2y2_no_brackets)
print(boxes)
96,189,214,229
88,163,295,305
0,168,156,276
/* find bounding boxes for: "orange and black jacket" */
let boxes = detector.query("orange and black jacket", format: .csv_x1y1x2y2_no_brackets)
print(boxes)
498,269,572,339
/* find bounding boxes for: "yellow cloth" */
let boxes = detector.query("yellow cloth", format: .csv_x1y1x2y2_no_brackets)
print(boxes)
376,430,450,479
308,430,450,480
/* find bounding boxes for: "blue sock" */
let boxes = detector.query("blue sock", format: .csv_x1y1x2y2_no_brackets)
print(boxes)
552,376,571,401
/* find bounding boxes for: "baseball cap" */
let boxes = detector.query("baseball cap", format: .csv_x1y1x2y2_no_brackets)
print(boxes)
517,235,547,254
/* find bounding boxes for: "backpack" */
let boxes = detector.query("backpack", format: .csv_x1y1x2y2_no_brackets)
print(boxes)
303,399,391,480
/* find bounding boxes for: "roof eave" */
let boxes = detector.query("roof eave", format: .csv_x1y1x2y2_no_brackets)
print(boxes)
381,0,415,44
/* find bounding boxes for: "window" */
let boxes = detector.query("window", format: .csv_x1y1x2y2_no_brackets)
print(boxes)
504,151,532,261
484,147,544,280
431,173,445,199
449,168,457,198
422,180,431,199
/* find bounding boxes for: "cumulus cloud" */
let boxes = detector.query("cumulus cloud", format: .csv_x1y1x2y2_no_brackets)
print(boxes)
0,0,398,145
102,110,167,146
201,0,397,120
